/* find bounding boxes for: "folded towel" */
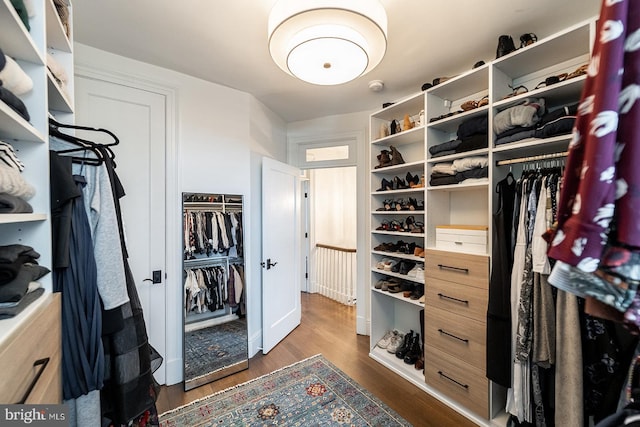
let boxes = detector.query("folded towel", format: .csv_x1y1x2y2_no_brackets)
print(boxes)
0,48,34,95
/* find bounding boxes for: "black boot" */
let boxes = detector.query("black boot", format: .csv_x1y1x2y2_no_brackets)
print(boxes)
496,35,516,58
404,333,422,365
395,330,413,359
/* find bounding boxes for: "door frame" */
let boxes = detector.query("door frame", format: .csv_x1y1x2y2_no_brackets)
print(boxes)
74,64,180,385
287,131,367,335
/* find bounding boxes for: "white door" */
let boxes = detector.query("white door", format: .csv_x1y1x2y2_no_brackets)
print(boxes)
74,76,167,383
262,157,301,353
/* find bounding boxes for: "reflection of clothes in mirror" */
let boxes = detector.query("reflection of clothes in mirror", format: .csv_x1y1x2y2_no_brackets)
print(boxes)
184,210,243,258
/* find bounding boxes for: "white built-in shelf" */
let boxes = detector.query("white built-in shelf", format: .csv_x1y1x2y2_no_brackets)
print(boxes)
47,69,73,112
0,102,46,143
0,213,47,224
427,181,489,192
0,0,43,63
371,286,425,304
493,19,592,78
371,125,425,147
370,92,425,121
372,160,425,174
372,230,425,238
427,148,489,164
45,0,72,52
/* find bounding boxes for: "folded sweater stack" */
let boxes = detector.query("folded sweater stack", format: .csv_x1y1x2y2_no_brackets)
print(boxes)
429,115,490,159
430,156,489,186
0,244,49,319
494,99,578,145
0,141,34,213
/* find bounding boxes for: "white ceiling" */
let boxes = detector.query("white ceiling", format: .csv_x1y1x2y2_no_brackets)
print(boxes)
72,1,601,123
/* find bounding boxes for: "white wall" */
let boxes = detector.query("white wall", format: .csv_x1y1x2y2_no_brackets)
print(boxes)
287,112,371,335
311,167,357,249
74,44,287,385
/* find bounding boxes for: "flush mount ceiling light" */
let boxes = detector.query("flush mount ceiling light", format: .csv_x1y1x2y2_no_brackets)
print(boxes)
268,0,387,86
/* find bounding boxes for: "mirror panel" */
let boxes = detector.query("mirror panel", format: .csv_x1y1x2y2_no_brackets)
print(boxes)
182,192,248,391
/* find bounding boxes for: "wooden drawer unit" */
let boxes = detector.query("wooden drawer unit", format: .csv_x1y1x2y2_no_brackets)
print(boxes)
425,306,486,371
424,277,488,322
0,293,62,404
424,249,489,289
425,344,489,419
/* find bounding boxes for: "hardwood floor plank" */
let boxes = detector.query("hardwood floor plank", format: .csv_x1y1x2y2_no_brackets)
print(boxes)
157,293,477,426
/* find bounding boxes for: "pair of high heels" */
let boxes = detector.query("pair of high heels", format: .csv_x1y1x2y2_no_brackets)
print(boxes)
406,172,424,188
377,176,408,192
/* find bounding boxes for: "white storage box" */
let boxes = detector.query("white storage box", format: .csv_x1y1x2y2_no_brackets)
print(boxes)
435,225,488,255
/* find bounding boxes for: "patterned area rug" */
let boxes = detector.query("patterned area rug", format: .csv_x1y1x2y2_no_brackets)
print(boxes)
160,354,411,426
184,318,248,381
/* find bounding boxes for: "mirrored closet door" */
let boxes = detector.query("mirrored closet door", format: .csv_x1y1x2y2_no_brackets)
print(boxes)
182,192,248,391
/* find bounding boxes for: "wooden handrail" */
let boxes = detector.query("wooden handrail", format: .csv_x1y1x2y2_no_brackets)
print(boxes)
315,243,356,253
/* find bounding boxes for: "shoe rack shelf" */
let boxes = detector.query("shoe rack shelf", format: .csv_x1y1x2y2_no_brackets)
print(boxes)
371,269,424,286
368,15,596,427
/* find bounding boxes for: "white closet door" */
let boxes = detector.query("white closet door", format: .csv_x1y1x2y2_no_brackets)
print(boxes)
261,157,301,353
74,76,168,384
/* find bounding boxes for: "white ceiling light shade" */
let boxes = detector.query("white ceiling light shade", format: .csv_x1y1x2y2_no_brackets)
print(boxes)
268,0,388,85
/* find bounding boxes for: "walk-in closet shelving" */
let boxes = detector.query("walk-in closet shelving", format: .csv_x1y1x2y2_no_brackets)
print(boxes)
0,0,73,291
369,88,427,405
0,0,73,390
368,14,597,426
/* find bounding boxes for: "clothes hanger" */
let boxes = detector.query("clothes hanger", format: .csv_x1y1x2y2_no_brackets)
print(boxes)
49,115,119,147
48,116,118,161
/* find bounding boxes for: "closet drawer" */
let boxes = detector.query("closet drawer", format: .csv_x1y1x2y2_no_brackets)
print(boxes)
425,249,489,289
435,226,488,255
425,345,489,419
424,277,488,322
425,306,486,371
0,293,62,404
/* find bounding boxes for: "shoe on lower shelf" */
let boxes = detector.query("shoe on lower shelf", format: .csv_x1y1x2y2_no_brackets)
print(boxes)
376,329,399,349
386,331,405,353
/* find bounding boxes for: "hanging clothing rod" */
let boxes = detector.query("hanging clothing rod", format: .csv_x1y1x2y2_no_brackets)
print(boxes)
184,257,228,268
495,151,568,166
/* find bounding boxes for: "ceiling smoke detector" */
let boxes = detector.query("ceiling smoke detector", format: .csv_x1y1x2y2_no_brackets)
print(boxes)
368,80,384,92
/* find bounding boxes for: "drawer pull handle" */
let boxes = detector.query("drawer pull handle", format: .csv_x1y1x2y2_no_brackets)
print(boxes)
437,293,469,305
437,264,469,274
17,358,50,404
438,371,469,389
438,329,469,343
454,241,463,245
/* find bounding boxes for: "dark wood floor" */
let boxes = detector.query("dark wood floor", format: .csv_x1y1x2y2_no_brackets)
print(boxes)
156,293,477,427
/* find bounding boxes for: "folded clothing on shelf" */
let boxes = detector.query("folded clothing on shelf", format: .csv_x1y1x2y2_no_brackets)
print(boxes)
0,47,34,96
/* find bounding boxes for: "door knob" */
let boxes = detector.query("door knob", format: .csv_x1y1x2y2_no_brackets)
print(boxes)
261,258,278,270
